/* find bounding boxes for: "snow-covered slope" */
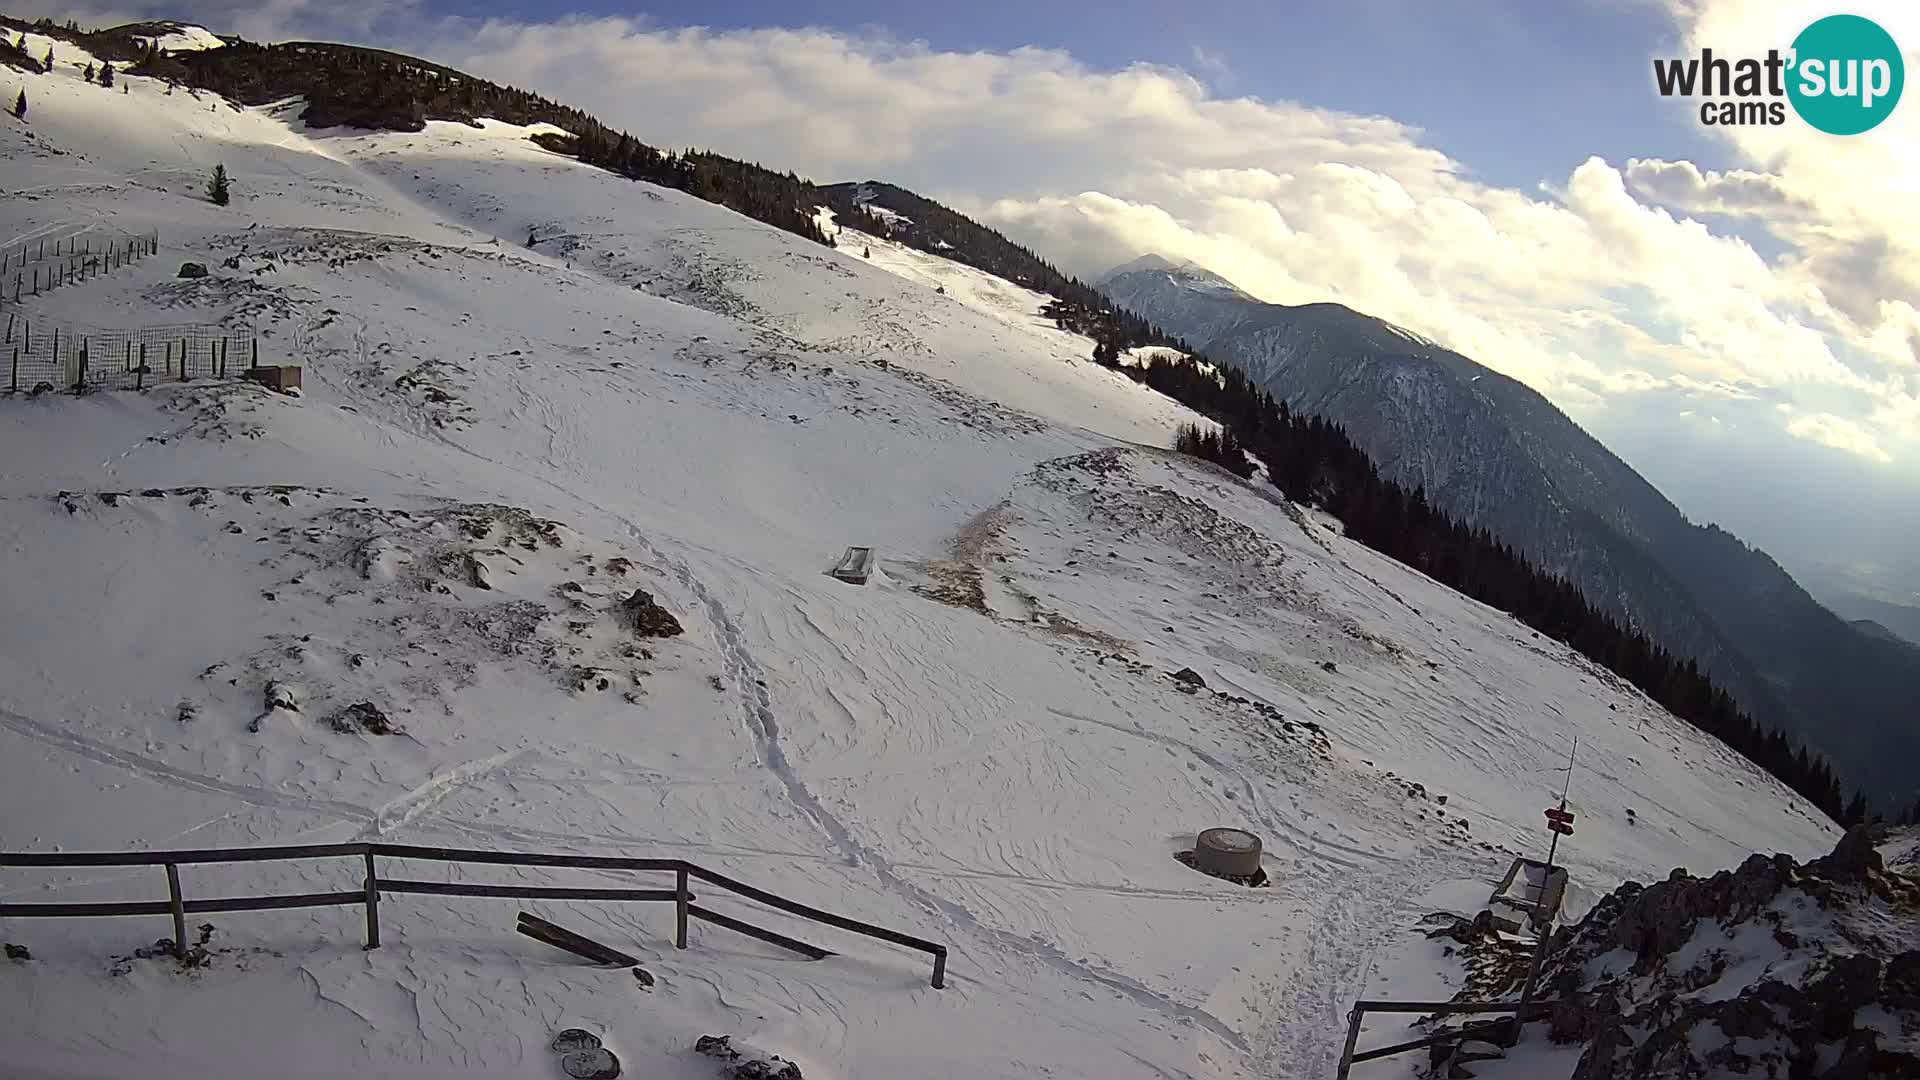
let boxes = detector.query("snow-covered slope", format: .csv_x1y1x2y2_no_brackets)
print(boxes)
0,34,1838,1080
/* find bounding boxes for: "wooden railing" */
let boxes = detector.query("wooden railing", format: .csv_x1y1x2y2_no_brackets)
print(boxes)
0,841,947,988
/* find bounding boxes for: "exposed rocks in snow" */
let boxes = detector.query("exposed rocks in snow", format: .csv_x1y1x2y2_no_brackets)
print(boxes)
695,1035,804,1080
1526,826,1920,1079
176,261,208,278
327,701,394,735
175,700,198,723
617,589,684,638
1170,667,1207,691
5,943,30,962
250,679,301,732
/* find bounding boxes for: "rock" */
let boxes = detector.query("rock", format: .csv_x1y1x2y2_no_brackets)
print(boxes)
177,262,208,278
617,589,683,638
1170,667,1207,689
4,943,29,961
694,1036,802,1080
631,966,654,989
1320,660,1338,672
1809,824,1884,883
262,680,299,712
176,701,198,723
329,701,394,735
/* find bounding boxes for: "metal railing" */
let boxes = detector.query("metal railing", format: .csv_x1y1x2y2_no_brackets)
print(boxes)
1333,998,1561,1078
0,841,948,988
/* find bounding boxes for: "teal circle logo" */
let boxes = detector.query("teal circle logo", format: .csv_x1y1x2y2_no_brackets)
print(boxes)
1787,14,1903,135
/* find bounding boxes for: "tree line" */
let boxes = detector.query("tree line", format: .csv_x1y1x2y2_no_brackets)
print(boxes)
0,19,836,249
1149,355,1867,824
820,182,1182,350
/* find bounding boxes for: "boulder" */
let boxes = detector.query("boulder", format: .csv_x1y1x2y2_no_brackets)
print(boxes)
1170,667,1206,690
617,589,683,638
177,262,208,278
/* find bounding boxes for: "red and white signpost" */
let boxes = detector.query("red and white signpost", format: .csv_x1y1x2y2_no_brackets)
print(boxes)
1514,739,1580,1044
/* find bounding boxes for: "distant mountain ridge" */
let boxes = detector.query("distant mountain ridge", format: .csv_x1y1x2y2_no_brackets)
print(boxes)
1097,256,1920,804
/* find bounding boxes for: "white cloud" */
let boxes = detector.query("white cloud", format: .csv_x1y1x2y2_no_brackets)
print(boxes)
1787,412,1895,463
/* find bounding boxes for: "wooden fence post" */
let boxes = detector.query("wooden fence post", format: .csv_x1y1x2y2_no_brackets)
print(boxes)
251,337,258,370
180,337,187,381
362,851,380,949
136,343,145,391
164,863,187,959
10,347,17,394
675,867,689,949
75,339,88,392
931,946,947,990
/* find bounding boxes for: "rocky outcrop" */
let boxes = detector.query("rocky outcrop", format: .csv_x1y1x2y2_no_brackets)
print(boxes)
694,1035,803,1080
1530,827,1920,1079
616,589,683,638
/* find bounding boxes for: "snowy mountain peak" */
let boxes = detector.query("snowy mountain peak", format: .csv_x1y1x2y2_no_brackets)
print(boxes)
1100,252,1183,279
1099,254,1256,303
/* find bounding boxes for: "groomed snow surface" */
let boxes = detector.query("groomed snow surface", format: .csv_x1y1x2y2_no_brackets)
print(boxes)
0,36,1838,1080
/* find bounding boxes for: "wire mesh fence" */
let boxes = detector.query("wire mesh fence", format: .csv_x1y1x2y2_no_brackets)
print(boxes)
0,231,161,303
3,313,260,393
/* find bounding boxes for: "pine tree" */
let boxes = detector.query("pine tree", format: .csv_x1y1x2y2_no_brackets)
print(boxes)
207,163,230,206
43,48,54,71
82,62,95,83
98,62,114,90
1842,791,1868,827
12,88,25,119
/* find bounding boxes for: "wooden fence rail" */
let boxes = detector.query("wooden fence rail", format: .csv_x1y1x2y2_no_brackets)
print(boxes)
0,841,948,988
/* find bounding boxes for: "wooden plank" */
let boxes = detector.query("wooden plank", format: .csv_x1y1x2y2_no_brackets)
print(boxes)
1350,1000,1559,1015
0,842,370,868
379,878,680,903
515,912,639,967
184,891,366,914
0,891,364,917
688,865,942,956
374,843,684,873
687,904,831,960
1350,1030,1466,1065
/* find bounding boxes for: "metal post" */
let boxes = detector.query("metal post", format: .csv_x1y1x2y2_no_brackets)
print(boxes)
164,863,187,959
1334,1004,1365,1080
674,868,689,949
362,851,380,949
931,946,947,990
